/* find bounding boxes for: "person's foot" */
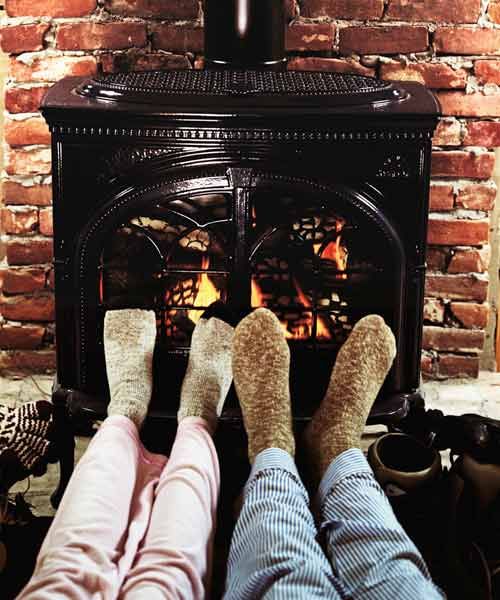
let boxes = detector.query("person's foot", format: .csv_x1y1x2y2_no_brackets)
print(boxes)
232,308,295,463
104,309,157,428
304,314,396,483
178,316,234,432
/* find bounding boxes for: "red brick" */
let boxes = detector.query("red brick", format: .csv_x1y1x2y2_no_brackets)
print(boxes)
429,184,454,211
0,23,49,53
431,151,495,178
5,117,50,146
47,268,54,290
101,52,190,74
339,26,428,55
1,293,54,321
427,218,489,246
380,61,467,89
456,184,496,211
104,0,198,19
151,25,203,53
6,148,51,176
6,0,96,17
433,119,462,146
435,28,500,55
386,0,481,23
421,352,435,376
56,22,146,51
287,57,374,77
2,182,52,207
302,0,384,19
448,248,490,274
464,121,500,146
2,267,46,293
1,207,38,235
6,239,53,265
426,248,448,271
39,208,52,236
422,326,484,353
10,56,97,83
0,324,45,349
286,23,335,52
438,92,500,118
425,273,488,301
475,60,500,84
423,297,445,323
0,350,55,375
450,302,489,328
489,1,500,23
437,354,479,377
5,86,48,114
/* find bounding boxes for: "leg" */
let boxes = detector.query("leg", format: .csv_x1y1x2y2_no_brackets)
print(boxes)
121,316,234,600
19,309,159,600
226,309,344,599
121,417,220,600
225,448,345,600
304,315,443,598
18,416,166,600
317,449,444,599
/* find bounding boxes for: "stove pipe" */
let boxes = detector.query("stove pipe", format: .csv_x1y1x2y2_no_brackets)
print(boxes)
204,0,286,71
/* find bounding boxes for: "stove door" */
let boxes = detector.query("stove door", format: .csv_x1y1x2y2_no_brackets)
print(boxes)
71,168,413,424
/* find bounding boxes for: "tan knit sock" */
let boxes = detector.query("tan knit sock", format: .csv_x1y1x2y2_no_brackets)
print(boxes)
233,308,295,463
304,314,396,482
104,309,157,428
178,317,234,432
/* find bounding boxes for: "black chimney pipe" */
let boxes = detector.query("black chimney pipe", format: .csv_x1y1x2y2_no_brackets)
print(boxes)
204,0,286,71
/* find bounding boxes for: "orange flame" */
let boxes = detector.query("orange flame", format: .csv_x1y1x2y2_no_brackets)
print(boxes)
188,256,220,324
292,278,331,340
251,278,331,340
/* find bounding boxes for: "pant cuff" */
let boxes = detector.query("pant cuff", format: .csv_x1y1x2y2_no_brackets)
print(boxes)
245,448,299,493
317,448,374,507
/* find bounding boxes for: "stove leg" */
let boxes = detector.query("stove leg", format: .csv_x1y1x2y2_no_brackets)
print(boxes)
50,386,75,509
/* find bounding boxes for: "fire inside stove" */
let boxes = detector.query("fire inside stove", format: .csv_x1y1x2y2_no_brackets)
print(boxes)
98,192,388,352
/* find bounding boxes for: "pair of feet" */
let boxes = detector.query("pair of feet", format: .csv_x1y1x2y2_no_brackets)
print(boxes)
104,307,396,484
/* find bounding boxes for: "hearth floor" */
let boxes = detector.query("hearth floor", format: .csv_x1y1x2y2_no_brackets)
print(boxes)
1,371,499,597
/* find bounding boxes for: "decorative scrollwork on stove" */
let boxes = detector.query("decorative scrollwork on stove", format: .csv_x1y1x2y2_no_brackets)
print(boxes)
376,154,411,179
98,146,179,182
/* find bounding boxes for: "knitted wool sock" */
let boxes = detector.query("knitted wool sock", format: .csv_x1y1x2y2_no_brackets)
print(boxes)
304,314,396,482
232,308,295,463
178,317,234,432
104,309,157,429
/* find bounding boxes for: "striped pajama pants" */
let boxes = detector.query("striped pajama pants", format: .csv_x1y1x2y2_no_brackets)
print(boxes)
225,448,445,599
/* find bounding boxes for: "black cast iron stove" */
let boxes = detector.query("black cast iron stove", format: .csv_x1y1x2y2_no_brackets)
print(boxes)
40,0,440,503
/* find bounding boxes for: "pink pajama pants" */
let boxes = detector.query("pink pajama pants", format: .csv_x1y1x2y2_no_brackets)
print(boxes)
18,415,220,600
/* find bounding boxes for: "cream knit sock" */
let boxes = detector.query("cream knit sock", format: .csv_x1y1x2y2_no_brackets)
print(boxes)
233,308,295,463
104,309,157,428
304,314,396,482
178,317,234,432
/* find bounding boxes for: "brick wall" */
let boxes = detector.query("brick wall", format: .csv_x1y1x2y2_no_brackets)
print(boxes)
0,0,499,378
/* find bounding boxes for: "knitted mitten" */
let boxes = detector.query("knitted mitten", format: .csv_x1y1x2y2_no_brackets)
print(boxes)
233,308,295,463
0,400,54,489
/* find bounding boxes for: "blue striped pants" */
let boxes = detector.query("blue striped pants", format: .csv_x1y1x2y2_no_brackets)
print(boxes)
224,448,444,599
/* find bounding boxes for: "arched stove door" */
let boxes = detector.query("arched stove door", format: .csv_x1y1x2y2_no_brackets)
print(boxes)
75,168,412,425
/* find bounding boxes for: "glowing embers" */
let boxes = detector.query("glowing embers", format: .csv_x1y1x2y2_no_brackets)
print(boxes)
251,215,351,343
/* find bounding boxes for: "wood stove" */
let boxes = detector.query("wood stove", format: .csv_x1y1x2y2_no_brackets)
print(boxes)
39,0,439,504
